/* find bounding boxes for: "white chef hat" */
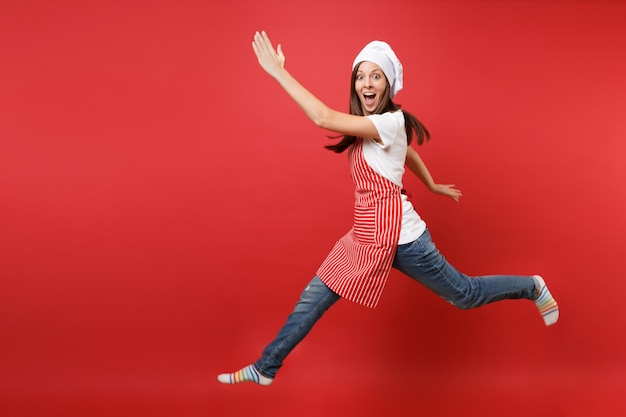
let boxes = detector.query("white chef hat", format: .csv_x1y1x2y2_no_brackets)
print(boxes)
352,40,403,98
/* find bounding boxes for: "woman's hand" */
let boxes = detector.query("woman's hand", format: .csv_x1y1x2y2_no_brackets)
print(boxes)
252,31,286,79
432,184,462,202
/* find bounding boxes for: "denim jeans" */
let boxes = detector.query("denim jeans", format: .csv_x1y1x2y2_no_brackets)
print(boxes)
254,275,340,378
392,229,536,309
254,229,536,378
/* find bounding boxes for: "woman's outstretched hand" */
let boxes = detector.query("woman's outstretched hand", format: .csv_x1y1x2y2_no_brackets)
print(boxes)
432,184,462,202
252,31,285,79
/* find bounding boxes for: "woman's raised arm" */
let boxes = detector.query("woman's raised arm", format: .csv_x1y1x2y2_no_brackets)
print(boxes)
252,31,378,139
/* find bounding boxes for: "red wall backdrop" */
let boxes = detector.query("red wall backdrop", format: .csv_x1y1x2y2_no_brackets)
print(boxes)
1,1,625,416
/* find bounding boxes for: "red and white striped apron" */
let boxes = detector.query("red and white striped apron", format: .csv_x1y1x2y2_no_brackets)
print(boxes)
317,138,402,309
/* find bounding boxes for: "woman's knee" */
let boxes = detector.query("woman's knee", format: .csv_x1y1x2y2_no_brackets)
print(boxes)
444,290,481,310
450,297,477,310
296,276,338,310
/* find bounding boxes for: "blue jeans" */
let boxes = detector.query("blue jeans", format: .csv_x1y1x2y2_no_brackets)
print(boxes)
392,229,536,309
254,229,536,378
254,275,340,378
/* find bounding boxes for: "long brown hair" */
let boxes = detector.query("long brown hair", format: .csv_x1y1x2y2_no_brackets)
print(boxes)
325,62,430,153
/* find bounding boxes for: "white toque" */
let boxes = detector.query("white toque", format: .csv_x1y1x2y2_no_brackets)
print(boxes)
352,40,403,98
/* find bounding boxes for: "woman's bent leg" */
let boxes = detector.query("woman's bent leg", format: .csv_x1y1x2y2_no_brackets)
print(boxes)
392,229,536,310
254,275,340,378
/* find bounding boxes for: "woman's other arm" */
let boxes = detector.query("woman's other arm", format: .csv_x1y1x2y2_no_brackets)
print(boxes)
405,146,462,202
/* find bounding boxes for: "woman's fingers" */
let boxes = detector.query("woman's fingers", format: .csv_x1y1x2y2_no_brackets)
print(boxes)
252,31,285,76
254,31,273,55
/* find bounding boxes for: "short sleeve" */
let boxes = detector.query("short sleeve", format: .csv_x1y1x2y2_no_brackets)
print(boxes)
366,111,404,149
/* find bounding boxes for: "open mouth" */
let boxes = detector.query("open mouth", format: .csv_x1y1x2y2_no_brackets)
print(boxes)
363,93,376,107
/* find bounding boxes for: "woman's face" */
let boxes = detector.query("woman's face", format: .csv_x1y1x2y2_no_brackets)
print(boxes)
355,61,388,114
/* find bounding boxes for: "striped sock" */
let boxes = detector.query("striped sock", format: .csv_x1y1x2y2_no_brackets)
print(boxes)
217,364,273,386
533,275,559,326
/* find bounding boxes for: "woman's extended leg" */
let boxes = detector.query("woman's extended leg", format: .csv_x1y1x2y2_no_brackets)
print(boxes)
392,229,558,325
217,276,340,385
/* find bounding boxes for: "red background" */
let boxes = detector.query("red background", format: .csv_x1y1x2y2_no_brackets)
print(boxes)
1,1,625,416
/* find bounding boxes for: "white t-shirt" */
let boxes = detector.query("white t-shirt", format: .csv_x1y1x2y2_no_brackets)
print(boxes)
364,111,426,244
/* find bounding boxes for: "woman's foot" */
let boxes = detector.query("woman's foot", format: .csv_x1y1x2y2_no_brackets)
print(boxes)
217,364,273,386
533,275,559,326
